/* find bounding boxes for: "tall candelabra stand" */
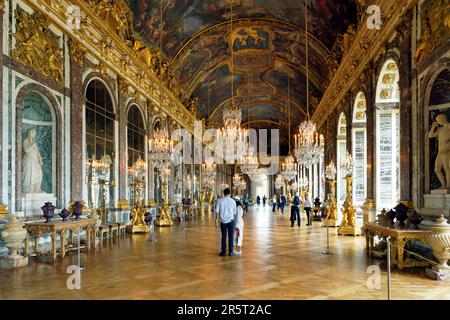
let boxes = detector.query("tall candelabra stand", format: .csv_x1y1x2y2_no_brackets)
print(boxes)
127,158,149,233
324,161,338,227
155,167,173,226
86,157,110,224
338,151,361,236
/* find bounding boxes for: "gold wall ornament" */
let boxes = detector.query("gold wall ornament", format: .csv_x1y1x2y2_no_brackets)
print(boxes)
118,78,130,96
12,6,63,83
379,88,392,100
356,111,366,121
68,38,87,65
87,0,133,43
382,73,395,84
132,39,152,67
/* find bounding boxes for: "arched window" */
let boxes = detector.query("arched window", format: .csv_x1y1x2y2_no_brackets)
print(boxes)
127,105,145,166
85,79,115,208
352,92,367,206
375,59,400,210
336,112,347,211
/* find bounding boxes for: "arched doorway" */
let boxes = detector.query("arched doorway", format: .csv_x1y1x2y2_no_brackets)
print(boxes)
352,92,367,207
375,59,400,210
85,79,116,209
336,112,347,212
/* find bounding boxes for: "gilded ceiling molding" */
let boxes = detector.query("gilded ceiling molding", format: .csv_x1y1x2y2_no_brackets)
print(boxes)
12,5,64,84
26,0,197,134
312,0,419,127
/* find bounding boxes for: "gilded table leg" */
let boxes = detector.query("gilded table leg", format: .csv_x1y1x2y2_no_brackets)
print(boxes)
369,233,374,255
397,239,406,270
390,239,397,266
365,231,370,255
86,225,91,252
60,230,66,258
34,235,40,256
51,232,57,261
24,233,29,256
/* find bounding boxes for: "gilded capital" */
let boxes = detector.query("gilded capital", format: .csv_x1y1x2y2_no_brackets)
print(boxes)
68,38,87,65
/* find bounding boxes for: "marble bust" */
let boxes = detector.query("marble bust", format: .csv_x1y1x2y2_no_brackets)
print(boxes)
428,114,450,189
22,128,43,193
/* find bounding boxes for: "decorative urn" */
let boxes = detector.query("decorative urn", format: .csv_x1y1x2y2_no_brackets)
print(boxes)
408,211,423,229
394,203,408,227
1,215,27,260
72,201,83,220
428,215,450,271
59,208,70,221
41,202,56,223
387,209,396,225
376,208,389,225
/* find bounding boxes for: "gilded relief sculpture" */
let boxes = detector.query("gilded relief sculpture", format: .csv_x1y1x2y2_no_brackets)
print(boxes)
428,114,450,191
13,6,63,83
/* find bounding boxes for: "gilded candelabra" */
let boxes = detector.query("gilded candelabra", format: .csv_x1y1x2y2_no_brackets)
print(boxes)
156,179,173,226
198,188,206,216
127,177,149,233
337,152,360,236
324,161,338,227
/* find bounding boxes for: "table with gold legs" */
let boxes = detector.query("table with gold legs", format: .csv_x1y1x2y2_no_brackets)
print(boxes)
24,218,98,262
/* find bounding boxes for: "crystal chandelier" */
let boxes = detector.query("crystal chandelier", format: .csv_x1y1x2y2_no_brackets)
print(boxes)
218,108,248,162
184,174,192,190
289,181,298,191
202,158,217,188
233,173,241,188
149,127,173,169
282,155,298,182
340,151,353,176
239,179,247,192
299,176,309,189
241,147,259,176
294,0,321,167
274,174,284,190
248,168,265,182
325,161,337,180
129,157,147,181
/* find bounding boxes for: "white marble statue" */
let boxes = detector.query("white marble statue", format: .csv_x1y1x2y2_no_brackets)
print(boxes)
429,114,450,189
22,128,43,193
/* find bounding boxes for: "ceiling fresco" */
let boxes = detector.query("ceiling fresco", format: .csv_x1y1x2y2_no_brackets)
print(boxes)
129,0,356,57
128,0,357,153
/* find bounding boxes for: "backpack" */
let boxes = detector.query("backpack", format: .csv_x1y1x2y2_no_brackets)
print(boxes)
293,196,300,206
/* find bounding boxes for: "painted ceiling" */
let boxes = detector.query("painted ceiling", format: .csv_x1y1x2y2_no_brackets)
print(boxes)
128,0,357,153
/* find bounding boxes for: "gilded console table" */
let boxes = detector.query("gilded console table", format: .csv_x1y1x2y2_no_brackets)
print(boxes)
363,222,432,270
24,218,98,261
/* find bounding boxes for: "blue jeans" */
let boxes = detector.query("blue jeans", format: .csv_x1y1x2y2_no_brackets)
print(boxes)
220,221,235,254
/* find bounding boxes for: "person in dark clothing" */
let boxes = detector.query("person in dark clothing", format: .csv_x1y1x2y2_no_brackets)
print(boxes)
280,194,287,214
290,193,302,227
262,195,267,206
256,195,261,206
272,195,277,212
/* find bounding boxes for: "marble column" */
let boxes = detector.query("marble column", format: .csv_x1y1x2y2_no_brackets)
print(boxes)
117,78,129,205
68,40,85,202
365,67,376,203
397,13,413,205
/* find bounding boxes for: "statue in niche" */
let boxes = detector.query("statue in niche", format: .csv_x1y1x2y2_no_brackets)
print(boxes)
22,128,43,193
429,114,450,189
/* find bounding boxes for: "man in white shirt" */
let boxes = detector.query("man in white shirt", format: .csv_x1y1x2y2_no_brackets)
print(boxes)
215,188,237,256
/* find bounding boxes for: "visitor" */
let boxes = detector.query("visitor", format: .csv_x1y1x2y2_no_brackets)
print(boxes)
256,195,261,206
214,195,221,227
233,196,245,255
263,195,267,206
280,194,287,214
243,194,249,213
290,193,302,227
216,188,237,256
305,193,313,226
272,195,277,212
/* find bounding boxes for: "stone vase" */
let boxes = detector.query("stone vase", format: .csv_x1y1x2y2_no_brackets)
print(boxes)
1,216,27,261
428,215,450,271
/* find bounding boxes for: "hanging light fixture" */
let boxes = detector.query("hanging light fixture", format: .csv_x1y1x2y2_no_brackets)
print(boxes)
274,174,284,190
202,157,217,188
294,0,321,166
149,0,173,171
282,75,298,182
340,151,354,176
233,173,241,188
325,161,337,180
149,126,173,169
217,0,248,163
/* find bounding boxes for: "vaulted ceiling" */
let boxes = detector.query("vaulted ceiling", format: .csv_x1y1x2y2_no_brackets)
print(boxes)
129,0,357,153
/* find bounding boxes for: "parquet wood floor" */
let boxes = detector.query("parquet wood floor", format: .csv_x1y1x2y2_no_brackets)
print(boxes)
0,206,448,300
